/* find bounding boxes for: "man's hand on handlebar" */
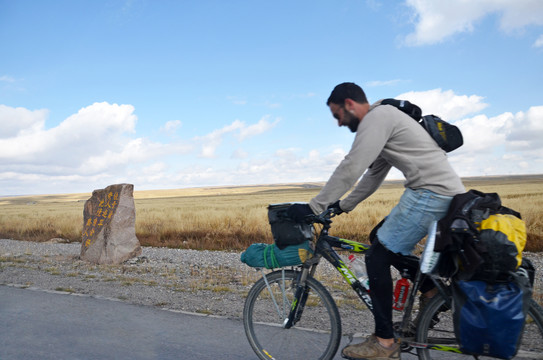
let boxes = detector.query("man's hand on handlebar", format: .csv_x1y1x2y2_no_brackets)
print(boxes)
327,200,344,216
287,202,342,226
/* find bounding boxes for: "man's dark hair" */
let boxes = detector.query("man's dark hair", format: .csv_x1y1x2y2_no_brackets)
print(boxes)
326,82,368,106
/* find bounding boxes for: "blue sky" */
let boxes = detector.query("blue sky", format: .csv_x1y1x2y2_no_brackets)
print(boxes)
1,0,542,196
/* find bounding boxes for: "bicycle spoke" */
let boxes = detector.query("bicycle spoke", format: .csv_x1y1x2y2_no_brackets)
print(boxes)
262,269,284,320
280,268,289,319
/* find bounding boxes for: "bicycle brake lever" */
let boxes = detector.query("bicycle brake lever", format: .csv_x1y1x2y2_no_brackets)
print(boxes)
310,209,334,225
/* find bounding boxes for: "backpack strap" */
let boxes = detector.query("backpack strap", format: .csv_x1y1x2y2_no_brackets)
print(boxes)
381,98,463,152
381,98,422,121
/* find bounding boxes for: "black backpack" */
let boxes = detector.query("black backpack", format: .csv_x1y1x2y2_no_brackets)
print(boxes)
381,98,463,152
434,189,527,282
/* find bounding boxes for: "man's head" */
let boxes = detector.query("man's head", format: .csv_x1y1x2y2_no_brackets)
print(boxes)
327,82,368,106
327,82,369,133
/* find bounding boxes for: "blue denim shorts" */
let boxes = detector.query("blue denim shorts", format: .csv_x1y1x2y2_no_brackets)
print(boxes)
376,188,453,255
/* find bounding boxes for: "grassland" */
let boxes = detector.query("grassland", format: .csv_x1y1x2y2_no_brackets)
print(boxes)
1,175,542,252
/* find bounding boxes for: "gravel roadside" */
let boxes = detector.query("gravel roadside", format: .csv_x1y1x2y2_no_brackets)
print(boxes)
0,239,255,318
0,238,372,335
1,239,541,337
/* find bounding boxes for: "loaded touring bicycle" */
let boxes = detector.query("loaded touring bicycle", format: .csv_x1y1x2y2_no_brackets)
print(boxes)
241,202,543,360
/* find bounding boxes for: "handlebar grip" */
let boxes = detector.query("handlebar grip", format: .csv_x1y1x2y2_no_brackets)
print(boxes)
307,208,335,224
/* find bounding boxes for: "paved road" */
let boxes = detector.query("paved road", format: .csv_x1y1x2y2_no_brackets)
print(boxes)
1,285,430,359
1,285,257,359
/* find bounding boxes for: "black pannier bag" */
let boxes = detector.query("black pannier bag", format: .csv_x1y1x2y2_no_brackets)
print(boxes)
381,98,463,152
268,203,314,249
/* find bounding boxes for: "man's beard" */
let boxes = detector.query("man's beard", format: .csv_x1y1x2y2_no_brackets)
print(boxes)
344,111,360,133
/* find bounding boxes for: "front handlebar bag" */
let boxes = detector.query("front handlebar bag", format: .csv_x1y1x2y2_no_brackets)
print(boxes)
268,203,314,249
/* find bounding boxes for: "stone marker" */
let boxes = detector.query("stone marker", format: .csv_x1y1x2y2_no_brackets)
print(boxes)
80,183,142,264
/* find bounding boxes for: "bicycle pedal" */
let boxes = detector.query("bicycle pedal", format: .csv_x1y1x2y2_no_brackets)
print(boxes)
399,340,415,352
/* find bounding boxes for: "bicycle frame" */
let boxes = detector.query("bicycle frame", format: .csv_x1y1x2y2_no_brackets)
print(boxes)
316,234,373,311
283,209,463,355
283,211,373,329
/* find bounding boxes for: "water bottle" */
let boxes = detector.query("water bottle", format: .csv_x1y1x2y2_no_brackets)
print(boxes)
347,254,370,290
393,270,410,311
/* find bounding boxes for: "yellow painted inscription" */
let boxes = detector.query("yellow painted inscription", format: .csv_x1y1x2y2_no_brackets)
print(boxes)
83,191,119,248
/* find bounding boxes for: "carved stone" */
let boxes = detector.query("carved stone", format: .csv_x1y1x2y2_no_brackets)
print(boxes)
80,184,142,264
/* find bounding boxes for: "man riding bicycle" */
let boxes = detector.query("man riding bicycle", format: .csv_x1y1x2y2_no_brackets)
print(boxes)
288,82,465,359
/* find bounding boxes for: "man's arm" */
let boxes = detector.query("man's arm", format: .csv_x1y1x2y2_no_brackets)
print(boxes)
309,107,393,213
339,157,392,212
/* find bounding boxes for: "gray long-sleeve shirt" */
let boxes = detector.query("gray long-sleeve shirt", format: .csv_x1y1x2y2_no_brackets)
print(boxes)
309,101,465,213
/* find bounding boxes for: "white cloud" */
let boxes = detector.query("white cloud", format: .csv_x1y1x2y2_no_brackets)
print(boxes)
196,120,244,158
151,146,348,189
404,0,543,46
238,116,280,140
497,1,543,32
79,138,173,174
380,89,543,179
454,113,512,153
196,116,279,158
444,105,543,178
215,147,347,185
450,105,543,156
395,88,488,120
0,102,139,167
160,120,182,132
0,103,283,194
231,149,248,159
507,106,543,147
0,102,192,179
0,105,48,138
534,34,543,47
2,94,542,195
142,162,167,174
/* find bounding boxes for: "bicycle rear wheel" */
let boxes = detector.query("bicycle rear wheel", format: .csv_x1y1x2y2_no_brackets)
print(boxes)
416,295,543,359
243,269,342,360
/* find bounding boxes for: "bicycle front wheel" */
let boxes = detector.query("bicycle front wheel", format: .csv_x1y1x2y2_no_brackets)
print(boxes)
416,295,543,359
243,269,342,360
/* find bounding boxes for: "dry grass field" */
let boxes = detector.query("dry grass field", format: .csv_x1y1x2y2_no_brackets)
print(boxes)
1,175,542,252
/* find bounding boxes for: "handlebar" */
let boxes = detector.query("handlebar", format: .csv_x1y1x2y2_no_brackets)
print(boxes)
305,207,338,225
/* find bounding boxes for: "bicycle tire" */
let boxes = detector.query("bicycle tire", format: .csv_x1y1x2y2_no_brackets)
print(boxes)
416,295,543,359
243,269,342,360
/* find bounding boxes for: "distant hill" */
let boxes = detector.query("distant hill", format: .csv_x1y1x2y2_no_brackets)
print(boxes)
1,174,542,203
